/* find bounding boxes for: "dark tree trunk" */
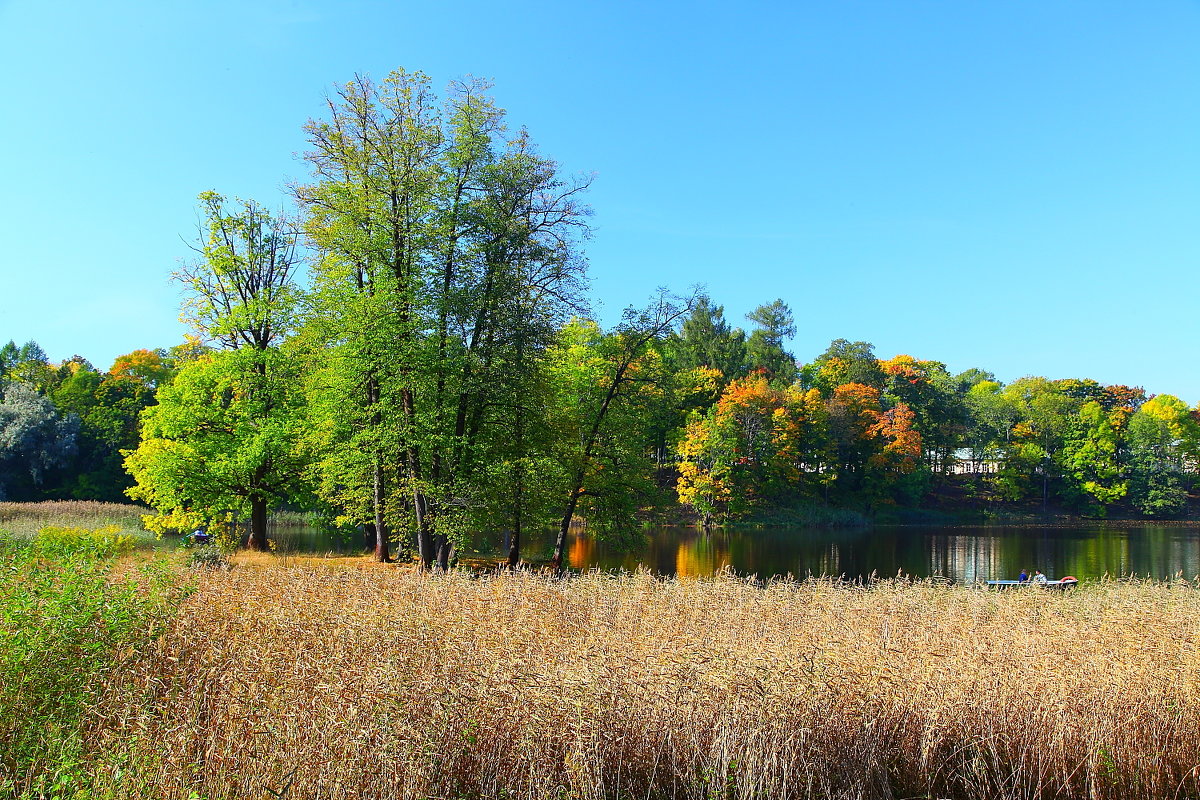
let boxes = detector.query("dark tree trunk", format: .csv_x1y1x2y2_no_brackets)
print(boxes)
507,526,521,569
551,487,584,570
434,534,451,571
373,460,390,562
507,465,524,569
508,400,526,568
247,496,269,551
413,486,433,570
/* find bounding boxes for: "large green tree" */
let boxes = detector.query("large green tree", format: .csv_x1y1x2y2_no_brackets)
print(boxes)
126,349,308,542
0,383,78,501
1125,395,1198,517
126,192,304,549
298,70,590,567
667,295,747,382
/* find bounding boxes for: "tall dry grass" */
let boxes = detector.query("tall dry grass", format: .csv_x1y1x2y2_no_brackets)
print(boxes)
87,565,1200,800
0,500,150,538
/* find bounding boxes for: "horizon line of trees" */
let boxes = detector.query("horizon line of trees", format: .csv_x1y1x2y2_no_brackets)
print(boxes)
5,303,1196,539
4,68,1198,568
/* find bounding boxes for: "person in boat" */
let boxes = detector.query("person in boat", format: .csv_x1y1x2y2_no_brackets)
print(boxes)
1032,569,1048,584
1018,569,1029,583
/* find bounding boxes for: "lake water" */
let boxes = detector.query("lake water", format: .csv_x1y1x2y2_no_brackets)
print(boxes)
268,522,1200,583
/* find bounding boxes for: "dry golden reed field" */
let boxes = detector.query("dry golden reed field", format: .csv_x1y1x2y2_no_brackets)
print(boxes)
74,557,1200,800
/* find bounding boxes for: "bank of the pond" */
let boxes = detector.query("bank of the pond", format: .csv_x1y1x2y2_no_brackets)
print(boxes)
9,555,1197,800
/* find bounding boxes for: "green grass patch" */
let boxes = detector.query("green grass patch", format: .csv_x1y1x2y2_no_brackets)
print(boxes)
30,524,137,559
0,526,191,797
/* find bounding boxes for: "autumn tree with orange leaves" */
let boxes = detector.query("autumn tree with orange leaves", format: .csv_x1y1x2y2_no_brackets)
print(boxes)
677,375,827,522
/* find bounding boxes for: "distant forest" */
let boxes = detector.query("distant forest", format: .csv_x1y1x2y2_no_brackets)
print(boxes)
3,69,1196,567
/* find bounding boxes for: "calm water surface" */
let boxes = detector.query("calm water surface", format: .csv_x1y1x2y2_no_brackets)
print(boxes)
271,523,1200,583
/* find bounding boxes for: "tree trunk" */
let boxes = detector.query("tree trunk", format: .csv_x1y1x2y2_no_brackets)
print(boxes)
550,365,628,571
247,496,269,551
434,534,451,571
550,486,584,570
373,460,390,562
508,403,526,568
413,486,433,570
507,473,523,569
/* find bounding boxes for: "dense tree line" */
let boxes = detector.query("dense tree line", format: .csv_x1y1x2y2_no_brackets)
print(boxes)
0,341,177,502
5,68,1198,563
668,319,1198,522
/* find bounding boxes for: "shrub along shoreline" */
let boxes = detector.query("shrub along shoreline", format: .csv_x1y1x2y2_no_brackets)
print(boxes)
2,543,1197,800
0,524,191,797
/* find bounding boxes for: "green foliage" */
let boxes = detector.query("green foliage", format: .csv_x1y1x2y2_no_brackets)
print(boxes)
744,299,797,384
32,524,135,559
0,383,79,501
0,532,188,796
1060,401,1128,515
546,317,670,530
125,349,308,545
0,343,165,503
1126,399,1193,518
187,542,230,569
177,192,301,351
667,294,747,382
9,67,1200,530
803,339,885,395
297,70,591,566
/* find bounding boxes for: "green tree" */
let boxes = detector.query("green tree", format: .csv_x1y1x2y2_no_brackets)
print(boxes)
954,367,996,391
667,294,747,381
1,340,55,394
1061,400,1128,515
745,299,797,384
963,379,1020,472
50,355,160,501
126,350,308,541
1125,395,1198,517
126,191,304,549
804,339,885,396
879,355,966,474
548,292,693,570
0,384,79,501
298,71,590,567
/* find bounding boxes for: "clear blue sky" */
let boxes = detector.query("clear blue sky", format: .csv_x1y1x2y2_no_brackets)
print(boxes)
2,0,1197,400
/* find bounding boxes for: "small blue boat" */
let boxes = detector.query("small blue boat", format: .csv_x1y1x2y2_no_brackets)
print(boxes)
986,576,1078,589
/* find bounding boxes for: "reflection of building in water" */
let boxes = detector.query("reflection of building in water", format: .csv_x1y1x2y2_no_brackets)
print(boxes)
928,534,1006,583
568,535,593,570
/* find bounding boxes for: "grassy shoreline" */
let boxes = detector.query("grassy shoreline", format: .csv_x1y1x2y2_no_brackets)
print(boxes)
7,503,1200,798
13,555,1196,800
0,500,152,539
